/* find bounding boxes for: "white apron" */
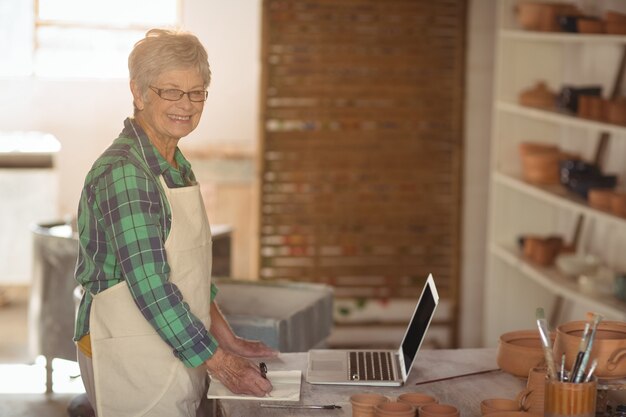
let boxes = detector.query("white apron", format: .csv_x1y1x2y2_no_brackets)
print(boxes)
90,176,213,417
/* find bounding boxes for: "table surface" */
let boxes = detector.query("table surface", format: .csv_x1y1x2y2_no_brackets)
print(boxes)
216,348,526,417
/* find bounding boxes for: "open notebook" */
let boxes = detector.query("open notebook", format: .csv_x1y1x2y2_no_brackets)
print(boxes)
207,370,301,402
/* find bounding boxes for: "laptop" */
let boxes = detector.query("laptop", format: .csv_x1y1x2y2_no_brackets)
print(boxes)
306,274,439,386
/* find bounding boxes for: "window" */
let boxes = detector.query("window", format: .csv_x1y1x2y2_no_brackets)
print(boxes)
0,0,180,78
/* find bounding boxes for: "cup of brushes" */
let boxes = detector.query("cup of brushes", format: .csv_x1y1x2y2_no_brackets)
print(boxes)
536,309,601,417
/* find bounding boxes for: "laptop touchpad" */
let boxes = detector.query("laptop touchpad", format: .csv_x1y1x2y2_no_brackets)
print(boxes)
312,360,343,371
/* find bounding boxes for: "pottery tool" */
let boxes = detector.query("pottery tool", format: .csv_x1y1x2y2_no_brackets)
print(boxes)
574,312,603,383
260,404,342,410
570,322,590,379
560,353,566,381
536,308,558,380
414,368,501,386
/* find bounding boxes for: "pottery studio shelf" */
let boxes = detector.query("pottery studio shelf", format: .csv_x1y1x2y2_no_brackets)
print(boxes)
484,0,626,345
490,243,626,321
493,172,626,227
500,29,626,45
496,101,626,136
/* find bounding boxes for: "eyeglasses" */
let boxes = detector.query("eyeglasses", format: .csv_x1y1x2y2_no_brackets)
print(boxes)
149,86,208,102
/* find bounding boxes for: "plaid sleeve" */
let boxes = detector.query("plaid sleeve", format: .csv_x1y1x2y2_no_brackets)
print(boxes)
95,161,218,367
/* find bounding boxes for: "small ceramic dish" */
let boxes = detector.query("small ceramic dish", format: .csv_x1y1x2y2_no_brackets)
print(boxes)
555,253,600,278
480,398,521,415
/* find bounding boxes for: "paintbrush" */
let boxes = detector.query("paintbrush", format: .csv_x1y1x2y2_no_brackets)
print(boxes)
536,308,558,380
574,312,603,383
570,322,590,379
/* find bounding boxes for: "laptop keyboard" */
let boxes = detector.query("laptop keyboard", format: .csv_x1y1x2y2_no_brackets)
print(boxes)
348,351,396,381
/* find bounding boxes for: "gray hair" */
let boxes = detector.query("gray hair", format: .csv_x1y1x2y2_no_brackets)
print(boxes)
129,28,211,108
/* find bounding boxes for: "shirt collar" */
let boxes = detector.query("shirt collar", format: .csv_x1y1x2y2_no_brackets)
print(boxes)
122,117,192,179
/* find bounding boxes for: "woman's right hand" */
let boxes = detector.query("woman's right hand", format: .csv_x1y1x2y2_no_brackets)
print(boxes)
204,348,273,397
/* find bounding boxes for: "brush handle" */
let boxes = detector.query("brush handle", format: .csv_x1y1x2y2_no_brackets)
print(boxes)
543,346,558,380
570,351,584,379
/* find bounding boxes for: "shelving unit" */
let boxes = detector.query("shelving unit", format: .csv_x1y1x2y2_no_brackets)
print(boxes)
484,0,626,345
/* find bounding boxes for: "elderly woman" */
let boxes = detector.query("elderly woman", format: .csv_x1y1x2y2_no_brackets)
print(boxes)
74,29,275,417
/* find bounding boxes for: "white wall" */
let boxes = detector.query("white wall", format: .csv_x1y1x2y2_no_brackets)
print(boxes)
460,0,497,347
0,1,261,216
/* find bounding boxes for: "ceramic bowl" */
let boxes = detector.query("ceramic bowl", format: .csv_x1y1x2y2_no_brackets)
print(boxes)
480,398,521,414
497,330,552,378
397,392,438,408
419,403,459,417
374,401,415,417
554,320,626,379
555,253,600,278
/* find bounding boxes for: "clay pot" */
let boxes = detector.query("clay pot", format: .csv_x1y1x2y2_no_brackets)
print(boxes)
351,393,390,417
418,404,459,417
577,96,607,120
516,2,580,32
606,99,626,125
577,18,605,34
397,392,438,409
523,236,563,266
610,192,626,218
480,398,521,414
554,320,626,379
519,82,556,109
497,330,552,378
588,189,615,211
516,367,547,415
374,401,415,417
605,11,626,35
520,151,562,185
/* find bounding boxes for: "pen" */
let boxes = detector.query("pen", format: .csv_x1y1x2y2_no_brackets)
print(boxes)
259,362,267,379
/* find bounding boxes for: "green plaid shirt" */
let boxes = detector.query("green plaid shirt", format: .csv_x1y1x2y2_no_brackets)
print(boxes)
74,117,218,368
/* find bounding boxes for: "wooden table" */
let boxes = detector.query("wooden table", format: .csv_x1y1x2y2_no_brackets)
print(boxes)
216,348,526,417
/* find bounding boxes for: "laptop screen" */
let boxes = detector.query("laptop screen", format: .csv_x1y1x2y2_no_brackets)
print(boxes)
401,276,438,376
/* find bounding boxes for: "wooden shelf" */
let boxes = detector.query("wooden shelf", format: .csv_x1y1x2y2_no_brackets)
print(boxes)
493,172,626,227
490,243,626,320
496,101,626,136
500,29,626,45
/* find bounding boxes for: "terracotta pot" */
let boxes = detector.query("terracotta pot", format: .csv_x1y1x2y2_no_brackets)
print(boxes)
516,2,580,32
577,18,605,34
497,330,552,377
588,189,615,211
554,320,626,379
606,10,626,24
606,99,626,125
605,11,626,35
418,404,459,417
480,398,521,414
374,401,415,417
610,192,626,218
397,392,437,409
577,96,607,120
523,236,563,266
516,367,547,415
351,393,390,417
519,81,556,109
520,151,562,185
